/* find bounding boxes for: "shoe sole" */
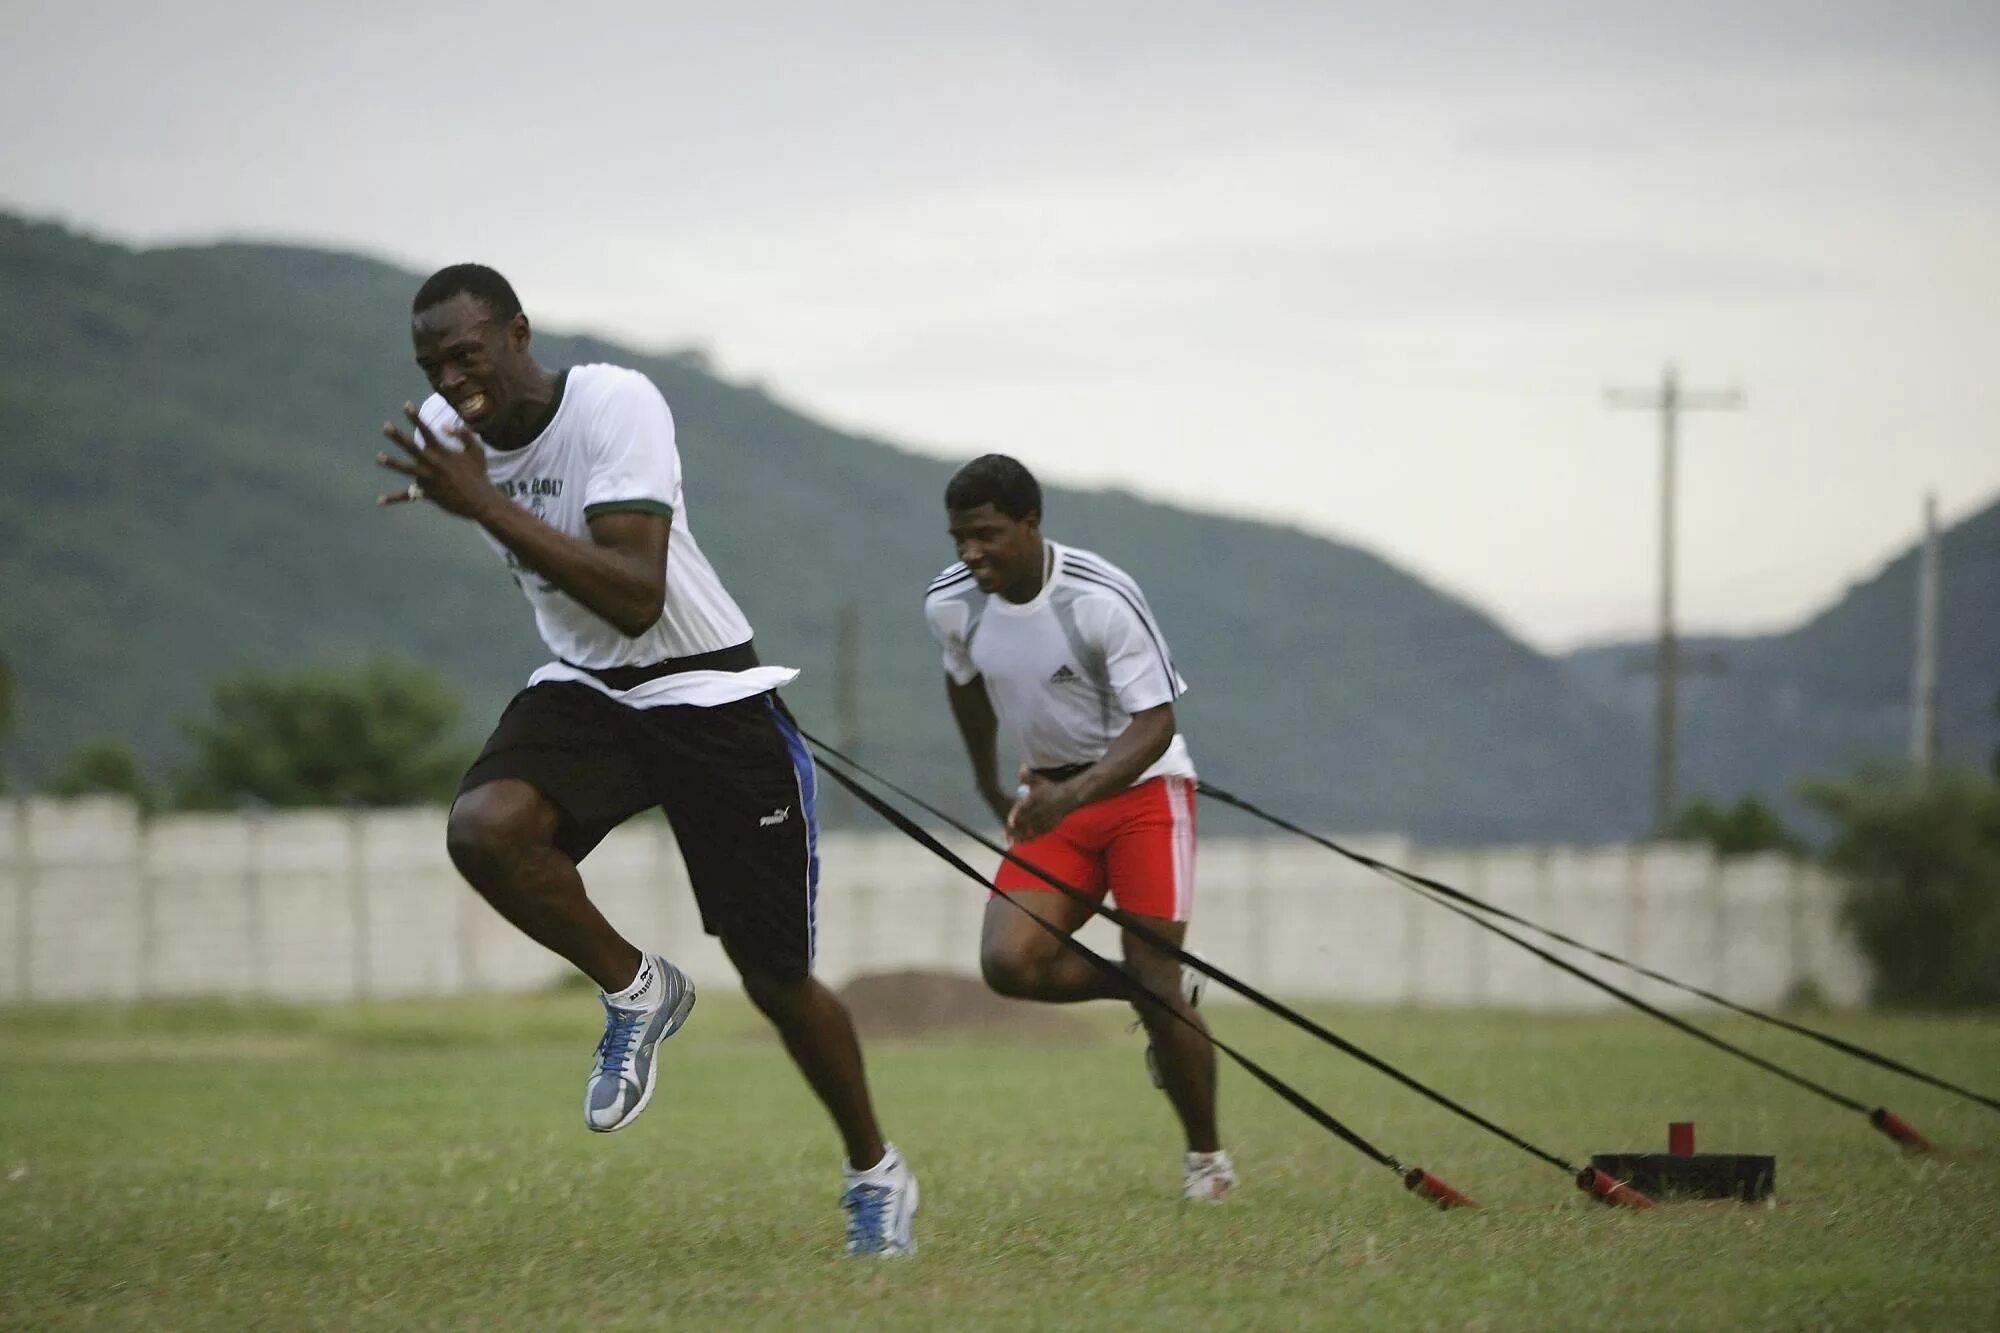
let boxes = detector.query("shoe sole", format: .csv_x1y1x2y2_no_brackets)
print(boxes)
889,1170,920,1256
588,975,697,1134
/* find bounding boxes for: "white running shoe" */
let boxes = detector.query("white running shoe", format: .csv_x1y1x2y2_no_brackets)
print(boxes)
1144,958,1208,1090
584,954,696,1133
840,1143,919,1257
1183,1149,1237,1202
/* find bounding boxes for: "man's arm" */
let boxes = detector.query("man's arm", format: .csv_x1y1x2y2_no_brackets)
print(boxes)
378,407,666,637
1008,703,1175,842
945,674,1014,824
482,505,667,638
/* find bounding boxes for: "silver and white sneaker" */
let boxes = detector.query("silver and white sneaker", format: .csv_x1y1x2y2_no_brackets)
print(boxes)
584,954,696,1133
840,1143,919,1257
1183,1149,1237,1202
1144,958,1208,1090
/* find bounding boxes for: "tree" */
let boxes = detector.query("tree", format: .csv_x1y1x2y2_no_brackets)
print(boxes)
44,739,156,812
1799,764,2000,1009
1664,794,1806,858
174,659,471,809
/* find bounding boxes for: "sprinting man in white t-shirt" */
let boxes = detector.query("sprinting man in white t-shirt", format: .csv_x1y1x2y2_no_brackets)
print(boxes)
923,454,1234,1202
374,264,915,1256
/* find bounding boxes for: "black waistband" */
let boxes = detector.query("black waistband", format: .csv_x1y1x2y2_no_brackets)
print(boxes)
562,640,760,691
1030,763,1093,782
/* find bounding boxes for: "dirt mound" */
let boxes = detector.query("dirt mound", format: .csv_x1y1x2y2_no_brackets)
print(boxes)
839,970,1097,1044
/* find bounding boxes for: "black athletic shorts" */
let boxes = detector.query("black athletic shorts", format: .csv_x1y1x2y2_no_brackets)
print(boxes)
458,683,820,979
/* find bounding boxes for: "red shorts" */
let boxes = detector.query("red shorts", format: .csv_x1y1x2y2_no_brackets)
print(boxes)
994,775,1197,922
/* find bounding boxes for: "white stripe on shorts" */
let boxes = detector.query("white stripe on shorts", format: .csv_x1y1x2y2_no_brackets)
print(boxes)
1167,776,1196,921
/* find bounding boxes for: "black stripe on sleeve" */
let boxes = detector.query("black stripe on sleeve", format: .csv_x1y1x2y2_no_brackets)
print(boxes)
1064,567,1179,695
927,563,972,594
1063,554,1178,675
1062,551,1143,594
926,569,975,601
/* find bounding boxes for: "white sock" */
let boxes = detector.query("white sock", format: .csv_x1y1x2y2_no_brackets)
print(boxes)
845,1143,900,1180
604,954,664,1010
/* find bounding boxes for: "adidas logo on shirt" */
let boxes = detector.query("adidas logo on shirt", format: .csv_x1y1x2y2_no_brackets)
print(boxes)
1049,664,1080,684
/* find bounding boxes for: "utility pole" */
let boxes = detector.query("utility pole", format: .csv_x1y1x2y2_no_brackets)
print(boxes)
1909,492,1940,774
1607,364,1744,836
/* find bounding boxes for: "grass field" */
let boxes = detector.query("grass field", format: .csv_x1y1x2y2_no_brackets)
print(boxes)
2,990,1997,1330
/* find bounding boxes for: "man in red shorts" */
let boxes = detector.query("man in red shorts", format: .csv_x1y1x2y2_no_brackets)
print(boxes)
923,454,1233,1201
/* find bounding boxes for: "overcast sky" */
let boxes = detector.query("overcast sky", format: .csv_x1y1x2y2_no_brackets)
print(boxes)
5,1,1996,648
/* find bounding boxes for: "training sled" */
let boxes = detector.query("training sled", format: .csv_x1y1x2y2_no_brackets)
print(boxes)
1589,1123,1774,1204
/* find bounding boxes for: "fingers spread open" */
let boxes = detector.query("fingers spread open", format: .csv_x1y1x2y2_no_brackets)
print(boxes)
381,421,423,459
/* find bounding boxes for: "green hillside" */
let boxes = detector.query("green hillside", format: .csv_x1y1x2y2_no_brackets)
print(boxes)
1564,496,2000,815
0,214,1650,840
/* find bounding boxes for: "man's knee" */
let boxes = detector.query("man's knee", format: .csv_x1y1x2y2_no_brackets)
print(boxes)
723,935,813,1022
1121,941,1187,1018
1125,972,1181,1023
446,781,558,887
738,963,812,1023
980,940,1045,999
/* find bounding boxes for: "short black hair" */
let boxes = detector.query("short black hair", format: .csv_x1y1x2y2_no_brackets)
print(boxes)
945,454,1042,520
412,263,522,320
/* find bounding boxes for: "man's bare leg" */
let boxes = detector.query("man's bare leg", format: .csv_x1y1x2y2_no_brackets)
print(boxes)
446,778,641,990
724,937,887,1168
1122,917,1220,1154
979,890,1120,1002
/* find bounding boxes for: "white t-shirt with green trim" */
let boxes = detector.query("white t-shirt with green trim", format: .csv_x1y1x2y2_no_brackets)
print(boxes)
417,363,795,708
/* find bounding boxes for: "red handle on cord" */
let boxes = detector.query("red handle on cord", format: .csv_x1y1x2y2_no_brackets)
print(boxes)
1869,1107,1934,1153
1577,1167,1657,1209
1403,1167,1478,1210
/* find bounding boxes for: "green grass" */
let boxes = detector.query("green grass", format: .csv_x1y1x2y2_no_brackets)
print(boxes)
2,993,1997,1330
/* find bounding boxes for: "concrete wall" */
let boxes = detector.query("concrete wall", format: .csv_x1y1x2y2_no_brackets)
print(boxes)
0,798,1870,1007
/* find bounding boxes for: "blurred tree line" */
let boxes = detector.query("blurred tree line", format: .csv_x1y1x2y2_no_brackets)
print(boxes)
1664,793,1808,857
32,658,469,812
1664,692,2000,1009
1799,764,2000,1009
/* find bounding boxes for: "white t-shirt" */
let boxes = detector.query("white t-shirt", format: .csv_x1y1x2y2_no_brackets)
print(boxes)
923,540,1195,786
418,363,796,708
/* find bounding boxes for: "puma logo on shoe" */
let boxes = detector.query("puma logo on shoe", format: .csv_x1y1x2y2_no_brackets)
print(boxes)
759,806,791,827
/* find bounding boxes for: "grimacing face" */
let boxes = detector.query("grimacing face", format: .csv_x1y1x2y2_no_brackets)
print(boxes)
411,292,530,435
948,502,1042,597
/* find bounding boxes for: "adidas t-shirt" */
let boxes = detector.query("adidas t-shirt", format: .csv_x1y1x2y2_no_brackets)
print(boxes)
417,363,795,708
922,540,1195,786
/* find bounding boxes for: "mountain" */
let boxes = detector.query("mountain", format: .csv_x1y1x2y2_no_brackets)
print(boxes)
0,213,1651,840
1564,497,2000,818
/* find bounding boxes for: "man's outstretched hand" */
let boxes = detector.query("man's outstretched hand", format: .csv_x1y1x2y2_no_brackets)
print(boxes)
376,404,501,520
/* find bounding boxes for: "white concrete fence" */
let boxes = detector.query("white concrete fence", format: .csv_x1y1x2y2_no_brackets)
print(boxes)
0,797,1870,1008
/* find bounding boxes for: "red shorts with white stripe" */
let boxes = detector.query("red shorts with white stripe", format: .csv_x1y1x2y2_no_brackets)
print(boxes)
994,775,1197,922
